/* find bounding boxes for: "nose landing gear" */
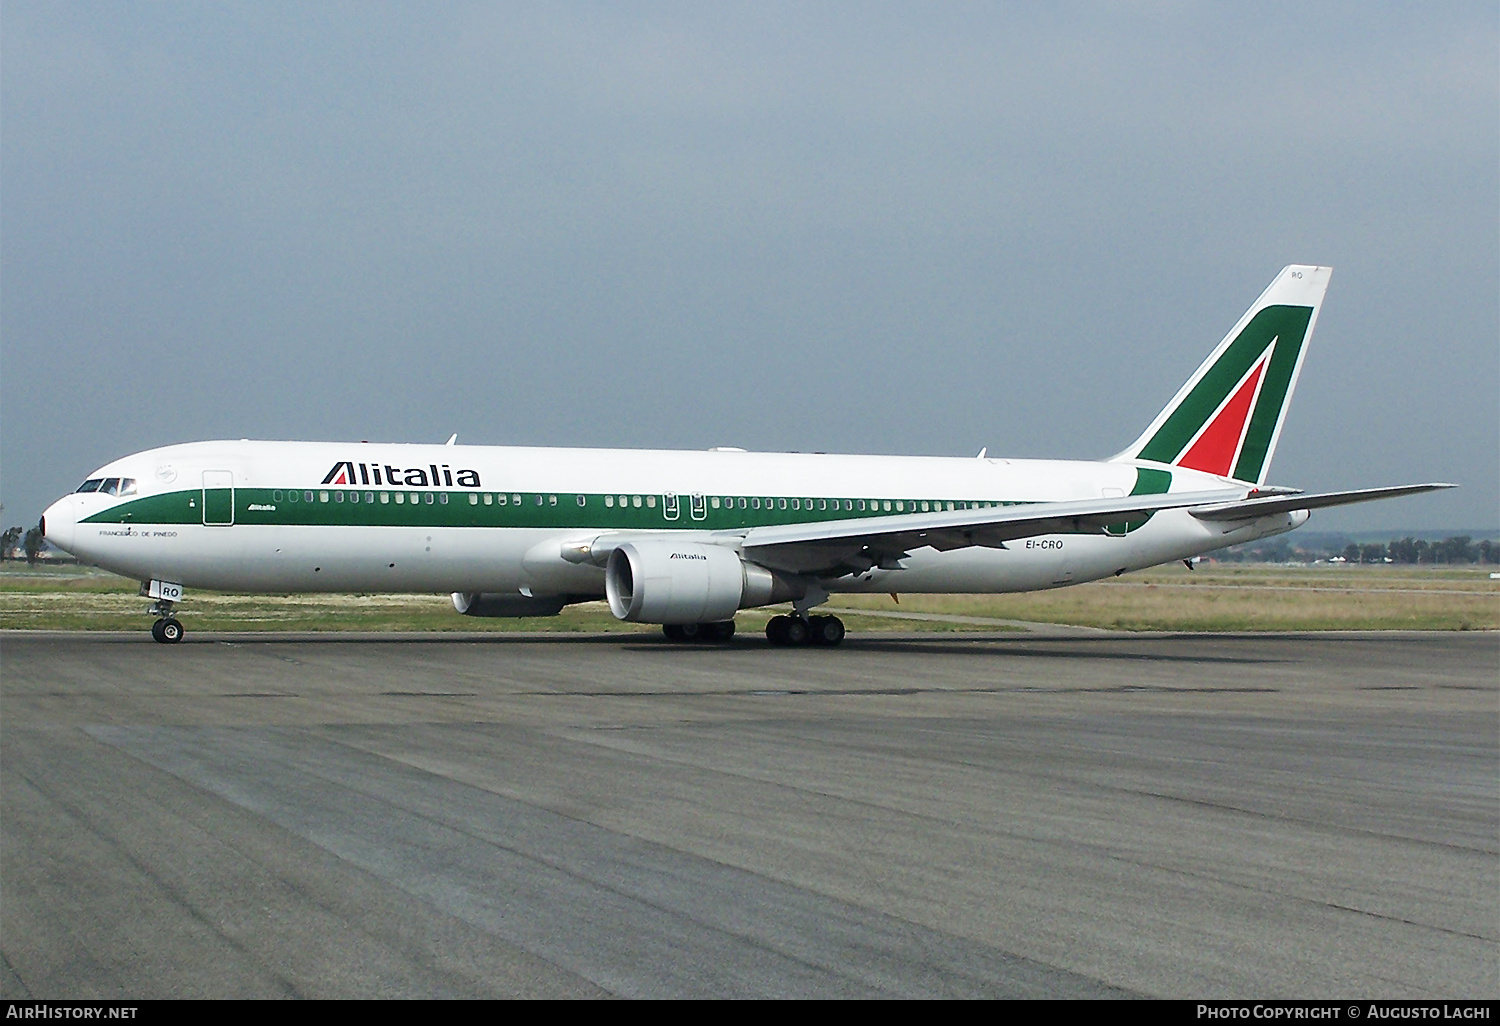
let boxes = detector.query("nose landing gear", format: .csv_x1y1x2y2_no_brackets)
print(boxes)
150,616,184,644
141,580,186,644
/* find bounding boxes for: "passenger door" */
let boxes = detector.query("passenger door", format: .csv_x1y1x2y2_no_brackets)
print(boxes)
202,470,235,526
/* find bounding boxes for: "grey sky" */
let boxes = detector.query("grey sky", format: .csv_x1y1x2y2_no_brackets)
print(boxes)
3,2,1496,533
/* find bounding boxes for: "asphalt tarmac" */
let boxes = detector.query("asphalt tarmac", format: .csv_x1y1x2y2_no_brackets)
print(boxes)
2,629,1496,998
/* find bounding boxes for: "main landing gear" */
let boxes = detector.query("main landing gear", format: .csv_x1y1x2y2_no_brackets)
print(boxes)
662,621,737,643
765,614,845,647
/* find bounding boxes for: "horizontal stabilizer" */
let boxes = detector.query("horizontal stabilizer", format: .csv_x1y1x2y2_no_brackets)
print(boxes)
1188,483,1456,522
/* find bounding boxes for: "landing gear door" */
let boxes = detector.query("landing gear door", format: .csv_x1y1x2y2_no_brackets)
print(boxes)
202,470,235,526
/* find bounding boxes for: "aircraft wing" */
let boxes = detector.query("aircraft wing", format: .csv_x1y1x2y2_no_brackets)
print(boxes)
736,488,1242,575
735,483,1455,576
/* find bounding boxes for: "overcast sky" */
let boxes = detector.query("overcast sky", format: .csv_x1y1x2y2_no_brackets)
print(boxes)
3,2,1496,533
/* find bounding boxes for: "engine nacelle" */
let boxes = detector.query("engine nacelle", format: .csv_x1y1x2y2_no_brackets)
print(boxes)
451,592,568,617
604,541,797,624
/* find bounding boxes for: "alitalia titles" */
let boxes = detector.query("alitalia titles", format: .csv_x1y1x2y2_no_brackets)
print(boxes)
322,461,481,489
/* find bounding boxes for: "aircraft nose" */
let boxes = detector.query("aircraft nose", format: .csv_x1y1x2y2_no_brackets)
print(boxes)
41,495,77,554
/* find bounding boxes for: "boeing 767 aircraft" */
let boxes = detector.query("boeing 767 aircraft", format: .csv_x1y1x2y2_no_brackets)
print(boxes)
42,265,1450,645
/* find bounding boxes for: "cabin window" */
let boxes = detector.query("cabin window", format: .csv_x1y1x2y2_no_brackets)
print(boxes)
394,492,404,504
364,492,374,503
334,491,344,502
380,492,390,503
273,491,283,501
710,496,720,509
857,500,865,511
512,494,521,505
288,491,298,503
423,493,432,504
534,494,543,505
483,493,492,505
632,495,642,507
645,495,655,508
549,494,558,505
576,494,585,507
439,493,448,504
738,497,747,508
319,491,330,503
469,494,478,505
349,492,359,504
605,495,614,507
751,497,760,509
496,493,506,505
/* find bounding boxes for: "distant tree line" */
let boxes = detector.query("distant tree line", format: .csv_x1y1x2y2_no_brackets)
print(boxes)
1214,535,1497,564
2,524,48,565
1346,536,1494,565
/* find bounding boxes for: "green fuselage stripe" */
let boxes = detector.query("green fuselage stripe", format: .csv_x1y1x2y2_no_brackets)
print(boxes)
82,488,1029,531
1104,467,1173,536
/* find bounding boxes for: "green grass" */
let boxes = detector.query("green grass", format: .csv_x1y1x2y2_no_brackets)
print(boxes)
1,560,1495,634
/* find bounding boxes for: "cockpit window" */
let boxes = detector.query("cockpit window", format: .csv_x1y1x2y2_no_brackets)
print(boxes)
74,477,135,496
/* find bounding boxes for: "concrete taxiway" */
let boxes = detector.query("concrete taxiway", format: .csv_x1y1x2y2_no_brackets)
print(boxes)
2,630,1496,998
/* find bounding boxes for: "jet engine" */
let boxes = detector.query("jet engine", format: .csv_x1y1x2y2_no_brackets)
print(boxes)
604,540,798,624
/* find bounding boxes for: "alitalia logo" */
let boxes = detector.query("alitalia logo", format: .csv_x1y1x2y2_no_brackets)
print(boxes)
1173,351,1270,478
322,461,482,488
1136,303,1314,484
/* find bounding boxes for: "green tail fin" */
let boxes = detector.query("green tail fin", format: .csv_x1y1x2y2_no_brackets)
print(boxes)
1114,265,1331,485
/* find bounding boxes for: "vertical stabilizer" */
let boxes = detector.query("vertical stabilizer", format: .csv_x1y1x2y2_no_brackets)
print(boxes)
1114,265,1331,485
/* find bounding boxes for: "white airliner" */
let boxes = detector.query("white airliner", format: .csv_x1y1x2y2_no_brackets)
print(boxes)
42,265,1450,645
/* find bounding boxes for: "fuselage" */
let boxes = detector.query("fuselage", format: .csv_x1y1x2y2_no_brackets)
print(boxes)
42,439,1300,599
